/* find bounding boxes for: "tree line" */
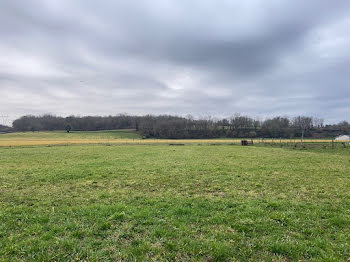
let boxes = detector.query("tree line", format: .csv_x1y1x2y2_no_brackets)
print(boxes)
5,114,350,139
0,124,12,133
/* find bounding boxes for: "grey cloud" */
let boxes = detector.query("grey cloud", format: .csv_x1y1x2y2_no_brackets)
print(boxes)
1,0,350,125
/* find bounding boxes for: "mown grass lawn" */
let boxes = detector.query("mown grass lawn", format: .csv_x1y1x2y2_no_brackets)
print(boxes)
0,144,349,261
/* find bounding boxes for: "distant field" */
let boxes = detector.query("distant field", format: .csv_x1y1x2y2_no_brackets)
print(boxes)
0,130,141,146
0,130,344,147
1,143,349,261
0,129,141,140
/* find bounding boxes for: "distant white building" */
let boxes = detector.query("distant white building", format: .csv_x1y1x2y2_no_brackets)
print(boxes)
335,135,350,141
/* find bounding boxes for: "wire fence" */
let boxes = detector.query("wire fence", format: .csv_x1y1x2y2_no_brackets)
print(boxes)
0,137,349,147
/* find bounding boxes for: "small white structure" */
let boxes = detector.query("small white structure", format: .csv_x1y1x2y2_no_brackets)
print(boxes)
335,135,350,141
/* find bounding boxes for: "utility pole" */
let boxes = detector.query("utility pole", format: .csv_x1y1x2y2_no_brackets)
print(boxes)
301,130,304,147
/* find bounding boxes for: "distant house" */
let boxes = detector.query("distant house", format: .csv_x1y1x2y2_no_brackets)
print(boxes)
335,135,350,141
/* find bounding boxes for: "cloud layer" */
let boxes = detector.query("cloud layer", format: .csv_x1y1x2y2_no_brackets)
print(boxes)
1,0,350,125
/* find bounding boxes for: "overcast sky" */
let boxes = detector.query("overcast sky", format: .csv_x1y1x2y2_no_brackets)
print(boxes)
1,0,350,125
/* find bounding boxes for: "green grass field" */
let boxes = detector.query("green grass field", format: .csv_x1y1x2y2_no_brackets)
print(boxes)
1,134,350,260
0,129,141,140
